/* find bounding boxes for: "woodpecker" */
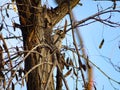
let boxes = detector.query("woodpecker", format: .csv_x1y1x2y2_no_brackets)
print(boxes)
53,20,67,50
53,30,65,50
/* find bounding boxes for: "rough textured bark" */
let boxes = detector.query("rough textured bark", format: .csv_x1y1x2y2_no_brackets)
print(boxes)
16,0,79,90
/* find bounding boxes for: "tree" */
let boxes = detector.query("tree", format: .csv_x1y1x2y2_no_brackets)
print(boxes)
0,0,120,90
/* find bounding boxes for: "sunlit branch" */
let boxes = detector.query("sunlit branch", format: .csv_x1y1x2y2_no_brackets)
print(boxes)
67,8,120,32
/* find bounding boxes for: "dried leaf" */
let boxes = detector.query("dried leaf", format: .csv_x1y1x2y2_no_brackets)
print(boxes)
64,68,72,78
22,79,24,86
3,44,8,52
93,83,97,90
15,74,18,81
62,60,69,69
82,64,86,71
5,9,9,18
18,68,23,77
11,70,15,77
66,57,70,70
0,71,4,80
12,21,16,31
20,16,26,25
66,57,69,64
7,4,9,9
12,82,14,90
63,20,67,33
73,68,78,77
0,23,3,31
12,21,21,28
16,46,20,55
112,0,116,9
69,59,73,66
24,71,28,83
99,39,104,49
16,46,19,51
3,80,6,89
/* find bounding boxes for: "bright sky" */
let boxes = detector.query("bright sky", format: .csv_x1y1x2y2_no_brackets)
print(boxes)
0,0,120,90
76,1,120,90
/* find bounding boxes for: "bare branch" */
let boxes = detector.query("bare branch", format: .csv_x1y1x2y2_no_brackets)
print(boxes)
48,0,79,26
67,8,120,32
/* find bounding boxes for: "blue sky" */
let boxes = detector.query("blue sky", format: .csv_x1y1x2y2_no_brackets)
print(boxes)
1,0,120,90
76,1,120,90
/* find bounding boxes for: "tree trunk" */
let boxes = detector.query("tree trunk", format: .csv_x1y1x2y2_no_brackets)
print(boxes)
16,0,79,90
16,0,54,90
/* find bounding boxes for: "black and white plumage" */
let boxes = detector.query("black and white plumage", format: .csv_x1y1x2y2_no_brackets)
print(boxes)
53,20,67,50
53,30,65,50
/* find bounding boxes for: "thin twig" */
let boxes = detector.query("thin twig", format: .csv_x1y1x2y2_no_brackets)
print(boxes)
66,9,120,32
0,34,12,68
14,62,53,85
81,55,120,85
6,43,43,89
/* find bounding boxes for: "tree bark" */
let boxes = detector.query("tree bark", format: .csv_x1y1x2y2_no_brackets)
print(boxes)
16,0,79,90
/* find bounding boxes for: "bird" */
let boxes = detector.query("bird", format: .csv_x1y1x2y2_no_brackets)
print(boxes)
53,20,67,50
53,30,65,50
